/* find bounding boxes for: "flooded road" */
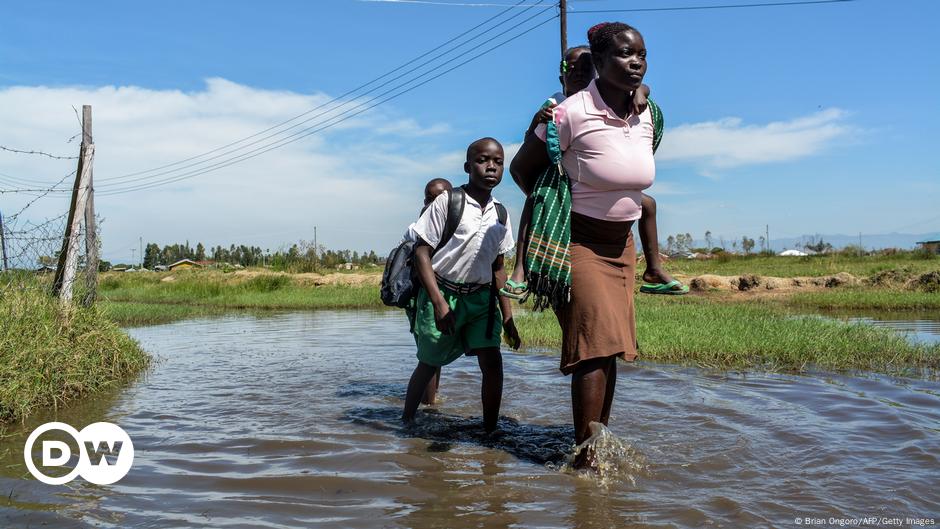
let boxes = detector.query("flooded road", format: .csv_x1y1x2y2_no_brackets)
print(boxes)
2,311,939,528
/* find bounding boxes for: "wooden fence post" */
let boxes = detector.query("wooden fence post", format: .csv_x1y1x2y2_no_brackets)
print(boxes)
52,105,94,305
81,106,98,306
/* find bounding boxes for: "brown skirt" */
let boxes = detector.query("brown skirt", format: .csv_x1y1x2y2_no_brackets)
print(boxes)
556,212,637,375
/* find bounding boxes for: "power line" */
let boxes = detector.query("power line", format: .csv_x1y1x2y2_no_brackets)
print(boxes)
96,1,552,190
97,9,558,195
0,145,78,160
97,0,544,184
568,0,853,14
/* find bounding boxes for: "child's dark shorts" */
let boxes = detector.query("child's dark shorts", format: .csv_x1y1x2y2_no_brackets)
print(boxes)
412,283,502,367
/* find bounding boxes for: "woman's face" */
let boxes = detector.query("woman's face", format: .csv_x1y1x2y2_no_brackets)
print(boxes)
595,30,647,92
562,48,595,96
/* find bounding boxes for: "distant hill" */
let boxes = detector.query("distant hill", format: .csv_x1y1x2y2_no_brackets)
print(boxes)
769,232,940,252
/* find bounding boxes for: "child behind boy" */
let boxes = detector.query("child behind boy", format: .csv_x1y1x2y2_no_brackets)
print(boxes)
502,45,687,300
402,137,521,433
403,177,453,405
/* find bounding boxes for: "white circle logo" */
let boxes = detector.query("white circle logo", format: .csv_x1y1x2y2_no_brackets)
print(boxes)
23,421,134,485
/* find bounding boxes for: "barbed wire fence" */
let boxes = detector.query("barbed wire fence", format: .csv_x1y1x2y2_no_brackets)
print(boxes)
0,105,99,308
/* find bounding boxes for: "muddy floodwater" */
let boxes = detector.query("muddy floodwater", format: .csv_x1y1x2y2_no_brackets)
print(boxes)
2,311,939,528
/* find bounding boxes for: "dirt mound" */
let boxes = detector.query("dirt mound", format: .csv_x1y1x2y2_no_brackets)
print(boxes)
689,274,734,291
866,267,915,287
908,271,940,293
688,273,859,293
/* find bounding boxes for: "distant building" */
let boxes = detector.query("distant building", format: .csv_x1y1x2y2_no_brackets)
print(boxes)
779,249,809,257
168,259,200,271
916,240,940,255
154,265,168,272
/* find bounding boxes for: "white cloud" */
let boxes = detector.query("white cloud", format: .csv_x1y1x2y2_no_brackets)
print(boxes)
656,108,856,173
0,79,468,262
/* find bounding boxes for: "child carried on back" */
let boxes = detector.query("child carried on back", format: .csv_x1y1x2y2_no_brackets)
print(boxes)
401,137,521,433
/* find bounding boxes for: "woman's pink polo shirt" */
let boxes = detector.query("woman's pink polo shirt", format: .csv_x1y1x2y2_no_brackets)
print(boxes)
536,79,656,222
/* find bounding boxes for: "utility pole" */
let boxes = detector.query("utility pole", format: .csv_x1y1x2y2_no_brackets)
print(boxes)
139,236,143,269
313,226,318,268
52,105,94,304
130,248,136,267
858,232,863,256
82,106,98,306
559,0,568,60
0,209,8,271
766,224,770,253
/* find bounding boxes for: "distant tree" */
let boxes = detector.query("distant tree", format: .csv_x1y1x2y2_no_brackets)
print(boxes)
666,235,676,253
758,236,766,252
742,236,755,255
98,260,112,272
704,231,713,251
196,242,206,261
143,243,161,268
804,236,833,253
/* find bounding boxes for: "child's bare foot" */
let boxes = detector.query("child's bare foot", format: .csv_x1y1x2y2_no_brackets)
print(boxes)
499,278,529,301
640,267,689,295
642,266,674,285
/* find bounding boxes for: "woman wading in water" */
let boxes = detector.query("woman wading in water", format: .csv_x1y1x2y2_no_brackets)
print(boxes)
510,22,655,468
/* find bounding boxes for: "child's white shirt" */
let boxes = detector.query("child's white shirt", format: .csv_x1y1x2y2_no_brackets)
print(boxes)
412,190,514,284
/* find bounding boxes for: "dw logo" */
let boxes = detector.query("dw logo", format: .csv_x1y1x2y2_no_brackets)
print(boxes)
23,422,134,485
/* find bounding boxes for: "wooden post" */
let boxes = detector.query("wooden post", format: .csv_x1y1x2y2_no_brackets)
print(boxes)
52,105,94,305
559,0,568,61
82,106,98,306
0,210,8,271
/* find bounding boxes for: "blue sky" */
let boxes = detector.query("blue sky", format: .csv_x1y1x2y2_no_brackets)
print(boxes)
1,0,938,263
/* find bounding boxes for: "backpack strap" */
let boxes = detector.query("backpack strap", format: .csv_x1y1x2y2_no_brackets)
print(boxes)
648,97,664,154
494,201,508,226
434,186,466,255
486,200,509,340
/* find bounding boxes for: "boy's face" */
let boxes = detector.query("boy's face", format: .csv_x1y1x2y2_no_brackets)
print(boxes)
464,140,504,191
424,182,450,206
561,48,595,96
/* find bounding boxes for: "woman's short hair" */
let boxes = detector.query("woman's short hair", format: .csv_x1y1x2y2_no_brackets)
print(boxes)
587,22,639,62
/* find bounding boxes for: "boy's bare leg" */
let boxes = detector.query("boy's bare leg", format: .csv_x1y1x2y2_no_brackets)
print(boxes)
474,347,503,433
638,193,676,285
420,366,442,405
508,196,533,285
403,361,440,423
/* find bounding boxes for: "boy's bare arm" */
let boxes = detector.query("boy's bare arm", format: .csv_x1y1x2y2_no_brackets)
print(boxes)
414,241,455,334
493,255,521,349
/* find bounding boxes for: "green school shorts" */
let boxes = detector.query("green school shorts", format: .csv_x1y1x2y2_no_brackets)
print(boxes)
412,284,502,367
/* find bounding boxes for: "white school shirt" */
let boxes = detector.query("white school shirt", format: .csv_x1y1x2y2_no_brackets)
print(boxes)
412,190,515,285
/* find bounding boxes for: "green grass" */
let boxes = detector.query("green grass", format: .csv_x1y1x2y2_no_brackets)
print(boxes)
660,252,938,278
514,295,940,375
0,289,150,425
100,271,383,311
786,288,940,311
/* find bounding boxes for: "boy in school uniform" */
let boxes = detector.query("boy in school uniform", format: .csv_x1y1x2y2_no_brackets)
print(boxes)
402,137,521,433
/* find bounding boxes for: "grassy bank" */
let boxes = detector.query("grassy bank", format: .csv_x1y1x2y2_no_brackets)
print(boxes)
101,271,381,314
514,296,940,374
662,252,937,278
0,289,150,425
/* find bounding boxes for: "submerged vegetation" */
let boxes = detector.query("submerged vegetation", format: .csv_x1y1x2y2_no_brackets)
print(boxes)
0,288,150,425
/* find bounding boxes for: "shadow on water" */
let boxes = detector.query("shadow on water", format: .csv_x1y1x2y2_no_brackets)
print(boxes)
342,406,574,466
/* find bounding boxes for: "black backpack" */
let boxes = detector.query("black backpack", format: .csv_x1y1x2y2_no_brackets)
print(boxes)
380,186,507,309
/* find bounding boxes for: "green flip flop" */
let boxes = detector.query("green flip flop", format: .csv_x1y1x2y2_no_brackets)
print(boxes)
640,279,689,295
499,278,529,301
